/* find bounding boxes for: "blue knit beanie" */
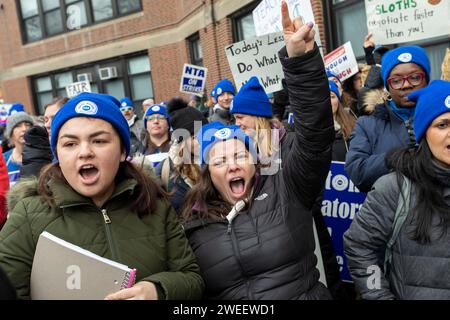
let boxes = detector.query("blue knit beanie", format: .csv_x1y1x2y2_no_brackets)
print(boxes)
329,80,341,102
144,104,169,129
230,76,273,118
214,79,236,101
119,97,134,109
8,103,25,116
409,80,450,143
198,121,257,166
381,46,430,90
50,92,130,158
326,71,342,87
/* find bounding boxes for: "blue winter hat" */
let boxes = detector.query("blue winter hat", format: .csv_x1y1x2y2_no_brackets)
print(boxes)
214,79,236,102
50,92,131,158
230,76,273,118
144,104,169,129
8,103,25,116
329,80,341,102
381,46,430,90
198,121,257,166
119,97,134,109
409,80,450,143
326,71,342,87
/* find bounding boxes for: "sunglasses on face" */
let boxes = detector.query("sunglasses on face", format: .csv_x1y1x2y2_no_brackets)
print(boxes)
120,106,133,112
387,72,425,90
147,115,166,122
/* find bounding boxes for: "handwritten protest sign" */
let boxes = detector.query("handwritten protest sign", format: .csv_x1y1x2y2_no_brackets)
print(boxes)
66,81,91,98
365,0,450,45
324,42,359,82
225,32,285,94
179,64,208,97
322,161,367,282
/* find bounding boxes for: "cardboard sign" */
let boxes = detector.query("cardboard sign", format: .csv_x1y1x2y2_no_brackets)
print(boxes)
179,64,208,97
225,32,285,94
365,0,450,45
66,81,91,98
322,161,367,282
324,42,359,82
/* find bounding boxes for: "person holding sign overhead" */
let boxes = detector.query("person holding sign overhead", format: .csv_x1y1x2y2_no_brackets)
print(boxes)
345,46,431,193
181,1,334,300
0,92,204,300
209,79,236,125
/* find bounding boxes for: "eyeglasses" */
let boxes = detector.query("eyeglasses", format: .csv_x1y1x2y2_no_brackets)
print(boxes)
120,106,133,112
146,115,166,122
387,72,425,90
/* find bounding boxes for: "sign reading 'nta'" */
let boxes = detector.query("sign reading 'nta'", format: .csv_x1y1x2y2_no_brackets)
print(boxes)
365,0,450,45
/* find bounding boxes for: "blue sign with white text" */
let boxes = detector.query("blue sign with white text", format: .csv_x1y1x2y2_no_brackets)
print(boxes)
321,161,367,282
180,64,208,96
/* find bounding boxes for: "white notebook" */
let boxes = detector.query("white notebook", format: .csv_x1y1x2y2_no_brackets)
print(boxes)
30,231,136,300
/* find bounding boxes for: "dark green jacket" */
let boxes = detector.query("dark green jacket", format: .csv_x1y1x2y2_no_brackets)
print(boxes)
0,178,204,300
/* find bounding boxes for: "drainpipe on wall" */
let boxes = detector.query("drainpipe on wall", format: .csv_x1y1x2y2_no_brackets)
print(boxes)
211,0,222,79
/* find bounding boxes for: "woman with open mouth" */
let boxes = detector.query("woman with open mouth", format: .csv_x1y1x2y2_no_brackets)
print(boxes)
345,80,450,300
0,92,204,300
181,2,334,300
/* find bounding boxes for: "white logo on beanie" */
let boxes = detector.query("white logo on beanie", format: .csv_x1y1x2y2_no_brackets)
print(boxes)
152,105,161,112
121,102,127,107
216,88,223,96
75,101,98,115
398,53,412,63
214,128,232,140
445,95,450,109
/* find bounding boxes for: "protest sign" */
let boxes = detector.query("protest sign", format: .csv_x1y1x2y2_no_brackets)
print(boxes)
66,81,91,98
179,64,208,97
324,42,359,82
0,104,12,127
321,161,367,282
225,32,285,93
365,0,450,45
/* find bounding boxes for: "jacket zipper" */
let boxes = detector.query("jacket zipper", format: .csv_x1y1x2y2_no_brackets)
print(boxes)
101,209,120,262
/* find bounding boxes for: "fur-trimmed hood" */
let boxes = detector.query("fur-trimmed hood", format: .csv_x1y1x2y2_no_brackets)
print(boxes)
7,177,39,213
358,88,389,115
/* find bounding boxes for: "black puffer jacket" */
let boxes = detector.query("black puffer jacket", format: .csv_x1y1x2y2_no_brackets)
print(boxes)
20,126,53,178
184,45,334,300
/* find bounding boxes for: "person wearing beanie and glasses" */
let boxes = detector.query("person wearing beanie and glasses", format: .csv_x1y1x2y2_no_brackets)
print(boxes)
2,112,34,186
154,97,208,214
345,45,430,193
180,2,334,300
209,79,236,125
0,92,204,300
345,80,450,300
141,104,171,166
120,97,145,156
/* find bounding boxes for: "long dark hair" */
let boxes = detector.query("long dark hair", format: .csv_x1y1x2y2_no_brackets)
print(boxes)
38,161,168,218
387,140,450,244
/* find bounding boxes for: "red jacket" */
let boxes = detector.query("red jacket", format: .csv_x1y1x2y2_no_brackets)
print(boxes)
0,146,9,229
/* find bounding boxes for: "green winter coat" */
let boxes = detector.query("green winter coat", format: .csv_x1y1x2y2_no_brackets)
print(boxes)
0,178,204,300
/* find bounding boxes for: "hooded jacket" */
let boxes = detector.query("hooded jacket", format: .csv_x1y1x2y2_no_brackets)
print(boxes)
184,45,334,300
0,178,204,300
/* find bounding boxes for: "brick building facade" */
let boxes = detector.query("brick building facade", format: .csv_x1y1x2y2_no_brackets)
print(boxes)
0,0,327,115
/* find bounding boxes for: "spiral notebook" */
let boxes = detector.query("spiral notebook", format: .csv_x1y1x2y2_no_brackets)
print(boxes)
30,231,137,300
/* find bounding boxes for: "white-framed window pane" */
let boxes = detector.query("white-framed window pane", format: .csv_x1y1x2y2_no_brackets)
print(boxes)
45,10,64,36
334,2,368,59
37,92,54,114
36,77,52,92
66,1,88,29
128,56,151,74
193,39,203,60
57,89,68,98
20,0,38,18
55,72,73,88
25,17,43,42
117,0,141,15
104,80,125,99
130,75,153,100
237,14,256,41
42,0,60,11
91,0,113,22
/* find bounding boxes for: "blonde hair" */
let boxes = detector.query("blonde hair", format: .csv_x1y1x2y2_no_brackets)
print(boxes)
441,48,450,81
254,117,273,159
170,138,201,184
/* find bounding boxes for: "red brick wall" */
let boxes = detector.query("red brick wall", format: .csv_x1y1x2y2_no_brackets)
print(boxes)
1,77,34,114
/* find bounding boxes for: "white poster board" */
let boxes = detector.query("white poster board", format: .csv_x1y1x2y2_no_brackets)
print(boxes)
66,81,92,98
225,32,285,94
324,42,359,82
179,64,208,97
365,0,450,45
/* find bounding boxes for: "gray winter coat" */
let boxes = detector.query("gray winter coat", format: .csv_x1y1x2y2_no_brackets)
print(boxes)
344,169,450,300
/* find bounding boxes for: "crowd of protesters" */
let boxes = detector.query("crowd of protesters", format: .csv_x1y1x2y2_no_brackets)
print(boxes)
0,1,450,301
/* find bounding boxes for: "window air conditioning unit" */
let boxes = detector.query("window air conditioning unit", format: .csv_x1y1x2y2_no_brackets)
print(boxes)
77,73,92,82
99,67,118,80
